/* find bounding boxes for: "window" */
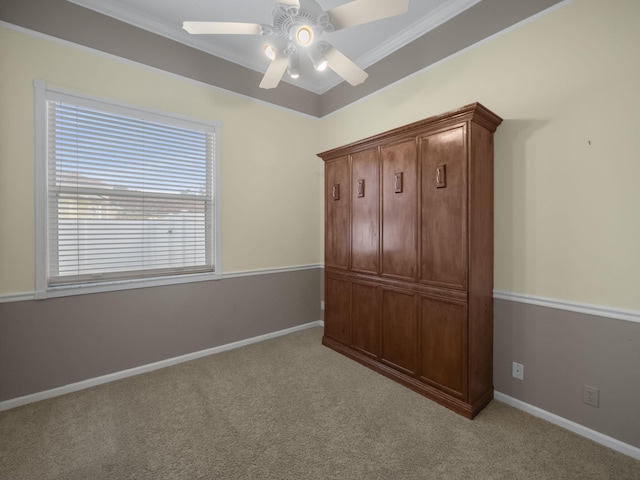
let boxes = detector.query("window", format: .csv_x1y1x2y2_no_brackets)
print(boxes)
35,81,220,297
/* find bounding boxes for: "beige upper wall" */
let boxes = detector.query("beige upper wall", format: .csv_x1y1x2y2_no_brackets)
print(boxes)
319,0,640,311
0,26,324,295
2,0,639,311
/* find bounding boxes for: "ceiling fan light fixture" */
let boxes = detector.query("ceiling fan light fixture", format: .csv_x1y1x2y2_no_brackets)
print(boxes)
295,25,314,46
315,58,328,72
308,46,328,71
264,44,277,60
287,52,300,79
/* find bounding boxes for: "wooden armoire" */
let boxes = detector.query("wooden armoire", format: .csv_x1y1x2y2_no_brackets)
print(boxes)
318,103,502,419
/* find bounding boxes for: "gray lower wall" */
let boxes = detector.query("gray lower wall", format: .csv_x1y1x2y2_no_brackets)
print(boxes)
494,298,640,449
3,275,638,452
0,268,323,402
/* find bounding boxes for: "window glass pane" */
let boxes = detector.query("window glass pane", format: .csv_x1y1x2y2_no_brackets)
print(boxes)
46,99,216,286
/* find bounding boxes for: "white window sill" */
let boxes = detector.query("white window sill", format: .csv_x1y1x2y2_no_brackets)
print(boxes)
36,271,222,300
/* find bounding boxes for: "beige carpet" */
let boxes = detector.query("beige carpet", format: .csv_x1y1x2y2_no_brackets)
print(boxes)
1,327,638,479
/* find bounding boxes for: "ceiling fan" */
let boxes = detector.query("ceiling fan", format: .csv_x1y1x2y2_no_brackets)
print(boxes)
183,0,410,89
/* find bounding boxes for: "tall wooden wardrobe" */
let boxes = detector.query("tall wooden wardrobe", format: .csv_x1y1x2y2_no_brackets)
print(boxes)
318,103,502,418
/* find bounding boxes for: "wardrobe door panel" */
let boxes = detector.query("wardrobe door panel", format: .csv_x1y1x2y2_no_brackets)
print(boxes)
325,157,350,270
351,148,379,274
325,276,351,344
420,126,467,289
381,289,417,375
351,282,380,358
381,140,418,281
420,297,467,399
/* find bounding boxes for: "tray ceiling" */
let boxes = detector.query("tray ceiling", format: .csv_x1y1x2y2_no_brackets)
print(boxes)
66,0,482,94
0,0,569,116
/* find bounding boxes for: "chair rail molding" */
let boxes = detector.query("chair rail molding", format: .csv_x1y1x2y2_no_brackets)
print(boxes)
493,290,640,325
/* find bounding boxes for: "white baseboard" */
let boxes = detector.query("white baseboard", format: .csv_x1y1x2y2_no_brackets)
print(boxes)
494,391,640,461
0,320,324,412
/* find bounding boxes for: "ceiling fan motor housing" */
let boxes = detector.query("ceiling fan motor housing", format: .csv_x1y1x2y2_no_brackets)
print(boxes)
272,1,334,47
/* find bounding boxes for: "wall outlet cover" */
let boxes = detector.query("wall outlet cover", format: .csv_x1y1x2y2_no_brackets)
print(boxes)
512,362,524,380
584,385,600,407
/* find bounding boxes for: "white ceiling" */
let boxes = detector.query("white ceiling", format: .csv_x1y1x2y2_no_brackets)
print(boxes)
66,0,482,94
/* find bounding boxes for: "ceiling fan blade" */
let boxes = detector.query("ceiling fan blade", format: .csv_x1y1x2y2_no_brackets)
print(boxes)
325,47,368,86
259,57,289,89
182,21,262,35
327,0,409,30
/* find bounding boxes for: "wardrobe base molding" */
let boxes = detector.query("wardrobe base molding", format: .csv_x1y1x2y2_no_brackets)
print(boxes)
322,335,493,419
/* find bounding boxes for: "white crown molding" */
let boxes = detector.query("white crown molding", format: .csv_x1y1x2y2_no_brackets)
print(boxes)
494,392,640,461
0,320,324,412
494,290,640,325
355,0,481,70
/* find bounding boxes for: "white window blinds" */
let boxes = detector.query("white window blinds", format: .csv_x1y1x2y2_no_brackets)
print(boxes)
44,94,217,286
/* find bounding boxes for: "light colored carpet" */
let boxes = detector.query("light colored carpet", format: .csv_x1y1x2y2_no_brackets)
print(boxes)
1,327,638,479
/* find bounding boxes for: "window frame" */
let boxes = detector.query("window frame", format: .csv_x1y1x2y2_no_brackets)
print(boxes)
34,80,221,299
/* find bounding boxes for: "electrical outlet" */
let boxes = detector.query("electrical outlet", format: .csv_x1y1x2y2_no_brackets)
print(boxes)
584,385,599,407
512,362,524,380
